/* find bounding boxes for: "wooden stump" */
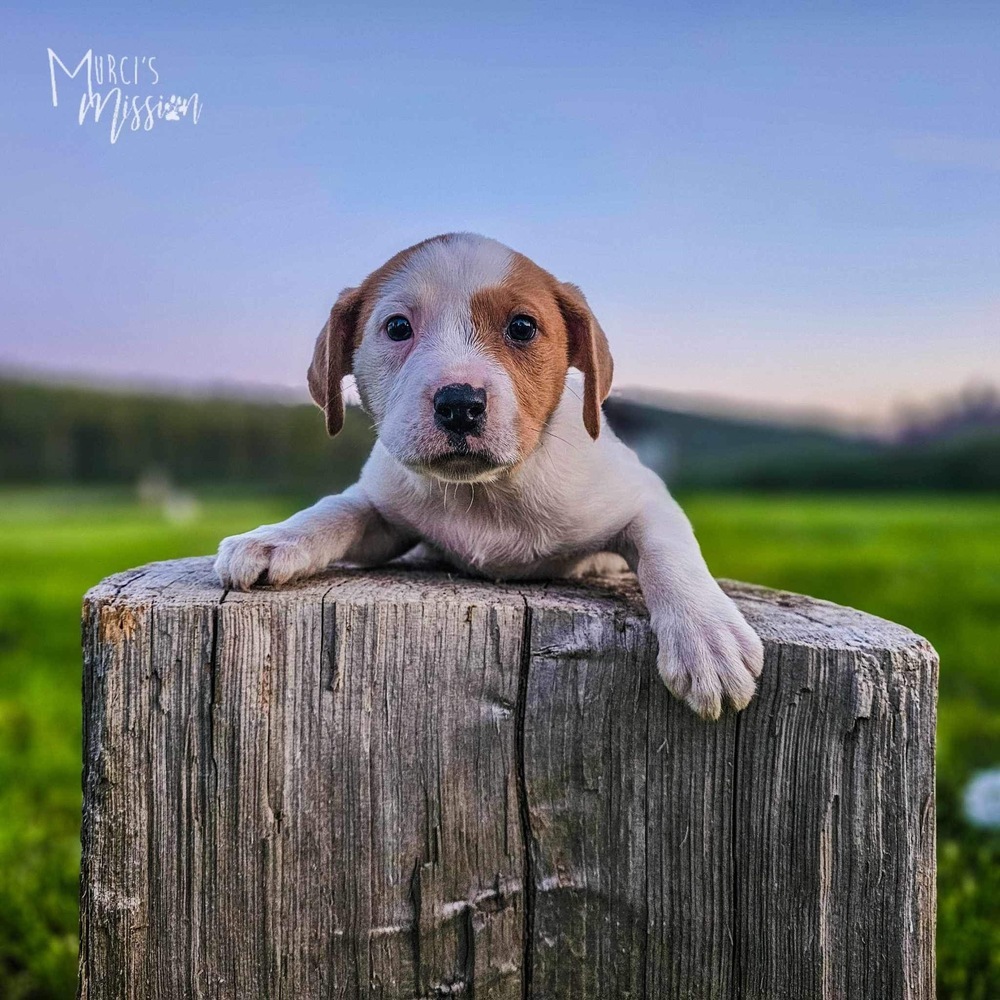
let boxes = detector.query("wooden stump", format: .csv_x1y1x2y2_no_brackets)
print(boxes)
80,557,937,999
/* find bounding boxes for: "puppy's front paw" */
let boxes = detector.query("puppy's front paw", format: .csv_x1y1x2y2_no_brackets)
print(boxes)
214,527,320,590
653,593,764,720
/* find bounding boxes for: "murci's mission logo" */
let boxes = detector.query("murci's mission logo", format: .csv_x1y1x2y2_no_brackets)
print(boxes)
47,49,203,144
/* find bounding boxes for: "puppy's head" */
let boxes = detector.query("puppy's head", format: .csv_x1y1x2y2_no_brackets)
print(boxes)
308,233,613,482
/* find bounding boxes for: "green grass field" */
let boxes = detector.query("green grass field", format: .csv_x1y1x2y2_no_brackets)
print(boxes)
0,489,997,998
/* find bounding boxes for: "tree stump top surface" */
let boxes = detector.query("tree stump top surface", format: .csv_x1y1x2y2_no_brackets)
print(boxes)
88,555,930,658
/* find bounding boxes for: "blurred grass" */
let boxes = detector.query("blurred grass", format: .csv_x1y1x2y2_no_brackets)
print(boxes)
0,489,997,998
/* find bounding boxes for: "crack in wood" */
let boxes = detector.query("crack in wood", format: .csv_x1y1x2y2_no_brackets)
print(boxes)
515,601,536,1000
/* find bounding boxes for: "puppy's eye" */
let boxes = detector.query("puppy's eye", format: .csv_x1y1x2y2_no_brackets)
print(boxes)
506,315,537,343
385,315,413,341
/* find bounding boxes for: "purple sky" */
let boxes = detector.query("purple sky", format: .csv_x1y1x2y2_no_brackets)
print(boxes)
1,3,998,422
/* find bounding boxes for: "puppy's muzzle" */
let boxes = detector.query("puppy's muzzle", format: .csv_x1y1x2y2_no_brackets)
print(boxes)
433,384,487,437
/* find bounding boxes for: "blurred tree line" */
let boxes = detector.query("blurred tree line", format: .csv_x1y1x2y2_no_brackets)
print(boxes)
0,378,373,495
1,375,998,492
604,395,1000,491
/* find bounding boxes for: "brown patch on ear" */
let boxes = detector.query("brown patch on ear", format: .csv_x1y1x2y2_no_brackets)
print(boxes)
307,286,363,436
556,282,614,438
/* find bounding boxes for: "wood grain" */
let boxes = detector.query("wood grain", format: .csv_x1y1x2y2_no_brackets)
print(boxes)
81,558,936,999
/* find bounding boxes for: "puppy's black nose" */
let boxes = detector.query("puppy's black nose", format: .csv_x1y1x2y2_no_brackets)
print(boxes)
433,383,487,436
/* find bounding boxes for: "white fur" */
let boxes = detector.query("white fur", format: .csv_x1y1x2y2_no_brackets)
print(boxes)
215,236,763,719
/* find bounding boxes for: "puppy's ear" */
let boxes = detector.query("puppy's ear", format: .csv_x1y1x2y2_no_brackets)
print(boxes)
307,286,363,437
557,282,614,439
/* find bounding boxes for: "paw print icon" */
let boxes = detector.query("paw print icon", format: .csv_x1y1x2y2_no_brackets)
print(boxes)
163,95,190,121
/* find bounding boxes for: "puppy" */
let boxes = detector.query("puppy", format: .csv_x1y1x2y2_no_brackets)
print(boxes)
215,233,763,719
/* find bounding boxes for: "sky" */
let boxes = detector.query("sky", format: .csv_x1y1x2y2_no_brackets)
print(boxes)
1,2,998,422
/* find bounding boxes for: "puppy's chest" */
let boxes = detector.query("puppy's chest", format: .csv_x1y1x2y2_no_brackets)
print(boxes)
403,492,577,573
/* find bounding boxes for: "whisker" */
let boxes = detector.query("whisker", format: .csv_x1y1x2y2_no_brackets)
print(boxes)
529,422,578,451
543,430,577,450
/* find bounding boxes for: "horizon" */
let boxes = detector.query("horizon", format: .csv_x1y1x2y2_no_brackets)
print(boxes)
2,4,999,420
3,361,994,440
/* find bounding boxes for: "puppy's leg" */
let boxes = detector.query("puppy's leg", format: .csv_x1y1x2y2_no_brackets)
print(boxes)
617,490,764,720
563,551,630,578
215,485,415,590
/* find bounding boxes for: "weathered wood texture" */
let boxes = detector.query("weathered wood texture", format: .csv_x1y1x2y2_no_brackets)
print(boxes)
80,557,936,1000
